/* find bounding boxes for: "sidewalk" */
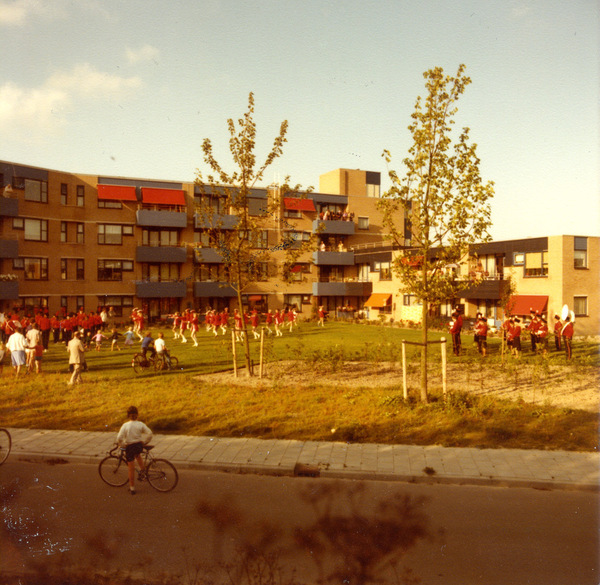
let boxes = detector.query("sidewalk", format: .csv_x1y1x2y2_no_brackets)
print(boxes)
5,427,599,491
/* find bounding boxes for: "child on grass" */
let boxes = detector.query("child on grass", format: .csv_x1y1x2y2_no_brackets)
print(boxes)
116,406,153,495
123,327,136,347
110,328,121,351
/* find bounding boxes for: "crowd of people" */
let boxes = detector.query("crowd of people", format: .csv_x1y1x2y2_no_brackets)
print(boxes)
448,307,575,360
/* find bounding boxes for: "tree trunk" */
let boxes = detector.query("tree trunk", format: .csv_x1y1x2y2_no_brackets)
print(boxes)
236,284,252,377
420,264,429,403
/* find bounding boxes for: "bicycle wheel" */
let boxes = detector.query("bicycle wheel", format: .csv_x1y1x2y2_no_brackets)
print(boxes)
168,356,179,370
146,458,178,492
98,455,129,487
0,429,12,465
132,355,148,374
154,356,165,372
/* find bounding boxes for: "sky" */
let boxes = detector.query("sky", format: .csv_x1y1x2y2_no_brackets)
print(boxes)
1,0,598,241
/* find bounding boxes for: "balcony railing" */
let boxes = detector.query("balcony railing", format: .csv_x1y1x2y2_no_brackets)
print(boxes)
136,246,187,263
312,219,355,235
136,209,187,228
312,250,355,266
0,239,19,259
135,281,187,298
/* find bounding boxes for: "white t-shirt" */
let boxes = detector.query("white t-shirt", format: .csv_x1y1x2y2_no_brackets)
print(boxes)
116,419,153,446
154,338,166,353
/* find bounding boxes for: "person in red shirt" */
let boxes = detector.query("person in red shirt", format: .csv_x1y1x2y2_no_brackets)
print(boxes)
189,310,199,346
536,317,549,355
553,315,562,351
507,317,522,357
474,316,488,356
448,311,461,356
561,316,574,360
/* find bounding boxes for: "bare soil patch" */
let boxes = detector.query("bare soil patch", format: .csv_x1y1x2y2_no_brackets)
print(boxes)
200,360,600,412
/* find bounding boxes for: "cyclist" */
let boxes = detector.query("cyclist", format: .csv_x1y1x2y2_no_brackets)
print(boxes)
116,405,153,495
154,332,172,369
140,331,155,364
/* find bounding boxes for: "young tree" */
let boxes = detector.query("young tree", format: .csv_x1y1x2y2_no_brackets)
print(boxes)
379,65,494,402
195,93,313,376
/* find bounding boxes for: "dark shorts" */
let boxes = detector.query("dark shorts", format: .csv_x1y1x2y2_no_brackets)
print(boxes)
125,442,144,462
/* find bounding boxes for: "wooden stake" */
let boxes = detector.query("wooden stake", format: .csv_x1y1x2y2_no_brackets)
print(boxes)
441,337,447,399
402,340,408,400
259,327,264,379
232,330,238,378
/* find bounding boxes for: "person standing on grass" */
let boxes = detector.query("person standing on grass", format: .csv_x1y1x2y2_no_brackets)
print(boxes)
6,325,27,378
123,326,136,347
116,405,153,495
561,316,574,360
508,317,522,357
474,316,488,356
318,305,325,327
448,312,461,356
25,323,41,373
93,330,107,351
553,315,562,351
67,331,86,385
109,328,122,351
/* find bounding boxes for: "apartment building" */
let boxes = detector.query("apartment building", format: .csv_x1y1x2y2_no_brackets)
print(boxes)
359,236,600,336
0,162,389,321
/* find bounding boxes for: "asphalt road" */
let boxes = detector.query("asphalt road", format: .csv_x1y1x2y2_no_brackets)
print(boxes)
1,460,598,585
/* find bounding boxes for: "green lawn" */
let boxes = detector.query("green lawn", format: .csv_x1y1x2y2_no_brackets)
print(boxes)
1,321,597,451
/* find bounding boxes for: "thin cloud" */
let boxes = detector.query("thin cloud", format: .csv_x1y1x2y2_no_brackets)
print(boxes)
126,44,161,65
0,64,143,133
0,0,44,25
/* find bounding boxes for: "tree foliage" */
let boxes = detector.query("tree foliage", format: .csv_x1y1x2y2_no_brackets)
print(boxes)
379,65,495,401
195,93,314,375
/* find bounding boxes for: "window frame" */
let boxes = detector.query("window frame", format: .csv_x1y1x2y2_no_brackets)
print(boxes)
98,224,124,245
23,257,48,280
24,178,48,203
573,296,588,317
24,218,48,242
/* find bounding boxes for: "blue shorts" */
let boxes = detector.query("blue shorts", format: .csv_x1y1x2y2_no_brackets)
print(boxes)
125,442,144,462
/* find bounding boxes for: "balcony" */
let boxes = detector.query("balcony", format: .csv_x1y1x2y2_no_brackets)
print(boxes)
312,219,355,235
135,281,187,298
193,281,237,298
0,280,19,300
460,278,509,300
136,246,187,263
312,280,372,297
194,213,239,230
136,209,187,228
0,239,19,259
0,197,19,217
194,247,224,264
312,251,354,266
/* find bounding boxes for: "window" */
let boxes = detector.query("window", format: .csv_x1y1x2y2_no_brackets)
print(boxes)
251,261,269,281
12,177,25,190
358,264,370,281
98,224,124,245
24,219,48,241
61,259,68,280
96,295,133,317
123,225,134,236
76,185,85,207
142,263,180,282
524,251,548,277
379,261,392,281
12,218,24,230
77,223,84,244
358,216,369,230
61,222,85,243
574,237,587,268
366,184,380,198
98,259,133,281
24,258,48,280
60,222,67,243
22,296,48,310
12,258,24,270
76,259,85,280
198,264,228,282
284,208,301,219
284,294,302,310
252,230,268,249
513,252,524,266
142,229,178,247
23,179,48,203
61,183,68,205
403,294,415,306
573,296,588,316
98,199,123,209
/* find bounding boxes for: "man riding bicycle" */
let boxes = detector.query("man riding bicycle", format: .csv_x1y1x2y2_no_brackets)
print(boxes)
140,331,155,364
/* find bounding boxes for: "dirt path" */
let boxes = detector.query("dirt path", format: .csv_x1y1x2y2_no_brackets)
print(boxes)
200,360,600,412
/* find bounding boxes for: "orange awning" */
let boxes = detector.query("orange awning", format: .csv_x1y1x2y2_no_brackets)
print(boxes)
364,293,391,308
141,188,186,206
283,197,315,212
506,295,548,316
97,184,137,201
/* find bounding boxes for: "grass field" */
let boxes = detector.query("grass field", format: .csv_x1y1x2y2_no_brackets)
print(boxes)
1,321,598,451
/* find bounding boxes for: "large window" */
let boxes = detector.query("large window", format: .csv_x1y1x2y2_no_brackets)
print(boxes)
98,224,124,245
358,216,369,230
574,237,587,269
574,296,588,316
98,199,123,209
142,229,178,247
379,261,392,281
24,179,48,203
524,251,548,277
98,259,134,281
24,218,48,241
61,222,85,244
197,264,228,282
142,263,180,282
96,296,133,317
24,258,48,280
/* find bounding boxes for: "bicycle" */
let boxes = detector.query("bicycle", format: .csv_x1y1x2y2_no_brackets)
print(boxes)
0,428,11,465
154,351,179,372
131,352,155,374
98,444,178,492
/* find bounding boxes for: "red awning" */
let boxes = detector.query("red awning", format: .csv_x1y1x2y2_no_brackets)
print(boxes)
97,184,137,201
364,293,391,308
283,197,316,212
248,295,263,301
506,295,548,316
141,188,186,206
